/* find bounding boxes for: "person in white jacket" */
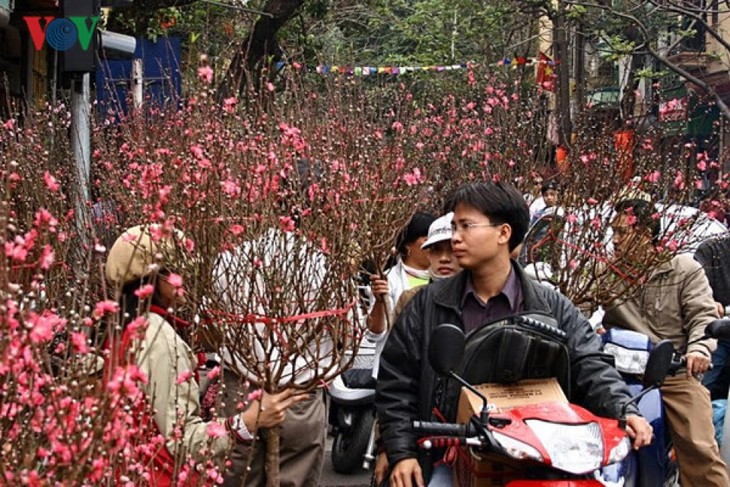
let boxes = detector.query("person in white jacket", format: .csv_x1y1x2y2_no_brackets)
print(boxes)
369,212,463,485
366,211,435,345
213,226,355,486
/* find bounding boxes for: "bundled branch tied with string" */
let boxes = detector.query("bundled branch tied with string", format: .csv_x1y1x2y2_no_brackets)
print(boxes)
177,74,429,485
185,79,420,386
206,168,362,393
518,123,726,311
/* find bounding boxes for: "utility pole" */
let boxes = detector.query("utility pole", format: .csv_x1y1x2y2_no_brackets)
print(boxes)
70,73,91,204
451,9,458,62
61,0,136,238
132,58,143,109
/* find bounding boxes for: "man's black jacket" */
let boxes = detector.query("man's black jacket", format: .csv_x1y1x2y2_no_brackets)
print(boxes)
375,262,639,474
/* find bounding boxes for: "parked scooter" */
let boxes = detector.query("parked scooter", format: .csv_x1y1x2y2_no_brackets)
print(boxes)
412,319,675,486
328,337,378,474
601,318,730,486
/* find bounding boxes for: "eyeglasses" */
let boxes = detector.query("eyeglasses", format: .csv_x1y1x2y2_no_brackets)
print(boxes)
451,222,501,233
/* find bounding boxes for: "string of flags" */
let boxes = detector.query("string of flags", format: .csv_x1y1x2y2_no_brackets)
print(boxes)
273,56,557,76
315,64,470,75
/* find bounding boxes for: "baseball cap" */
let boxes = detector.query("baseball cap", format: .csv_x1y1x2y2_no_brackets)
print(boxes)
421,212,454,249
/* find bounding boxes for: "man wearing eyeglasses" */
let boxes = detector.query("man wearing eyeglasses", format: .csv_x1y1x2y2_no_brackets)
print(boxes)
375,181,652,487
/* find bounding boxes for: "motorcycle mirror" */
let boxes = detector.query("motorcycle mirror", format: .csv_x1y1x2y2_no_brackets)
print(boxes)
429,324,466,376
704,319,730,340
642,340,674,388
429,324,492,426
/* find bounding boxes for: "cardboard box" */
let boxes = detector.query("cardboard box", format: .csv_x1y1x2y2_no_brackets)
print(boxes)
454,378,568,487
456,378,568,423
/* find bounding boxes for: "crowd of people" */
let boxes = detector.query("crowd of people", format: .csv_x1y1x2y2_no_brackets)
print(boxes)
102,178,730,486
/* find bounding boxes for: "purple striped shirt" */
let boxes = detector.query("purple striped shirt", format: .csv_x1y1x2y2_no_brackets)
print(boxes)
461,267,524,334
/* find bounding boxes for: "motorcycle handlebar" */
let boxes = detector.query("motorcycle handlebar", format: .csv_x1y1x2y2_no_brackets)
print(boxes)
669,353,687,374
412,420,474,437
669,354,712,376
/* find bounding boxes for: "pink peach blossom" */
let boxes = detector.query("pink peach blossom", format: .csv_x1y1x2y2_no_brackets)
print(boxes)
39,245,54,269
166,273,183,288
29,312,58,343
176,370,193,385
134,284,155,299
93,300,119,319
43,171,60,192
207,422,227,438
197,66,214,84
71,332,88,354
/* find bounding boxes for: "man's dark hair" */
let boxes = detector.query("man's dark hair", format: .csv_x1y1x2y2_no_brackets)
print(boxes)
614,198,661,242
541,180,560,196
444,181,529,251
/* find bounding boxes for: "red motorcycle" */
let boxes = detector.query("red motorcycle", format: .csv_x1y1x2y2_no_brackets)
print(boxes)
412,320,673,486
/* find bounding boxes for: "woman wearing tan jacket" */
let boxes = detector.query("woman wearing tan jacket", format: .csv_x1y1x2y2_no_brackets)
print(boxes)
104,225,304,485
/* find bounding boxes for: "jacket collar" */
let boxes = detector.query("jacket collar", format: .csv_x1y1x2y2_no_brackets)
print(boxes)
149,305,192,330
650,256,675,278
433,260,551,315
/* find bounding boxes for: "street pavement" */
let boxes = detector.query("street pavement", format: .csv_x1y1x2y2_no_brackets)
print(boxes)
320,434,373,486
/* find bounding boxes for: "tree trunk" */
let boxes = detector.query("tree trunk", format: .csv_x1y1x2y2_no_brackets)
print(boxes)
620,55,643,124
263,426,281,486
573,28,585,117
218,0,304,99
554,1,572,147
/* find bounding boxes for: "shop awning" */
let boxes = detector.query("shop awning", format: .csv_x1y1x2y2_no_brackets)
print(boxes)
659,82,719,138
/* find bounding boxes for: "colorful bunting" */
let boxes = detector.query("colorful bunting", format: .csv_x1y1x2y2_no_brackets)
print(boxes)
274,57,556,76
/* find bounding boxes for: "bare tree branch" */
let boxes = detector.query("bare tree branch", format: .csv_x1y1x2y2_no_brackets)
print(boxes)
567,0,730,121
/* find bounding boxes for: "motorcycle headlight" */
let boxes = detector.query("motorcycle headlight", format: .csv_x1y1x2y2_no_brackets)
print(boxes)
525,420,603,474
603,342,649,375
607,436,631,464
491,431,543,462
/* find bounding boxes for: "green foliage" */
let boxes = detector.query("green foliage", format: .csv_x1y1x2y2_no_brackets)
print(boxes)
145,6,182,43
566,4,587,20
601,34,637,60
107,1,253,53
580,0,682,56
635,66,668,80
106,0,538,88
309,0,537,66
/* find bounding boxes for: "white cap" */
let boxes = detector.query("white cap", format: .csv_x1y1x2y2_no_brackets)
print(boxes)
421,212,454,249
